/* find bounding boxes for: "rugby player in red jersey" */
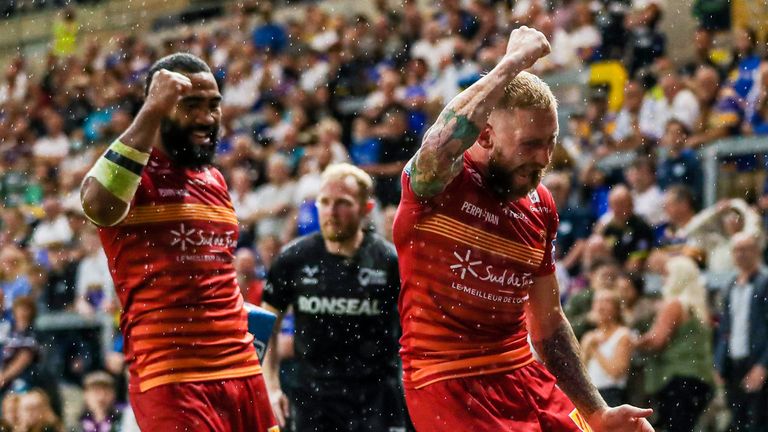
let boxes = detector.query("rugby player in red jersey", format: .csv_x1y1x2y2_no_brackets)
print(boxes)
80,53,278,432
393,27,654,432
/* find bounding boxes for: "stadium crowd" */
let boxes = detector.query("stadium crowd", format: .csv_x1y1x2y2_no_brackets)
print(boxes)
0,0,766,430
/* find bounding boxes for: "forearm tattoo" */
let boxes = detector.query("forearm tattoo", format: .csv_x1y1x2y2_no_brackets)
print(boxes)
410,109,480,196
535,321,608,416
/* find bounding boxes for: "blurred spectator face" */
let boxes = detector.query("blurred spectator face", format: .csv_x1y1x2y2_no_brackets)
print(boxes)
694,29,712,54
18,392,48,430
591,290,621,325
616,276,639,305
159,71,222,168
659,74,680,101
721,209,744,236
43,112,64,136
484,108,557,200
423,20,442,43
230,168,251,193
379,108,408,138
234,248,256,278
625,163,654,192
731,234,761,273
734,27,755,57
12,299,35,330
693,66,719,103
1,394,19,428
0,245,26,280
623,81,644,112
256,235,281,268
379,69,401,94
660,120,688,151
608,186,634,224
573,3,593,27
542,172,570,207
590,262,620,291
662,191,691,225
266,156,291,184
317,177,368,242
84,383,116,415
110,110,132,133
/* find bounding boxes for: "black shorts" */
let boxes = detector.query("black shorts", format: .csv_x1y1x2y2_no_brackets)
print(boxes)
290,376,408,432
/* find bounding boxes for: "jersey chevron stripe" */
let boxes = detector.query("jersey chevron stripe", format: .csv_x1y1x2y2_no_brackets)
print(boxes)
429,214,544,258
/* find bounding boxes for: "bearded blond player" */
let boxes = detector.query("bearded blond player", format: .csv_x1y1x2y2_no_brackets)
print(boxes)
393,27,654,432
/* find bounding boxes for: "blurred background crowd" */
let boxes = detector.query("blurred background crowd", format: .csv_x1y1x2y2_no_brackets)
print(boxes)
0,0,765,430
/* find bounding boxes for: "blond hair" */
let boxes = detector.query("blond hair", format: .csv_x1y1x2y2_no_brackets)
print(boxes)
321,163,374,202
662,256,709,323
501,71,558,111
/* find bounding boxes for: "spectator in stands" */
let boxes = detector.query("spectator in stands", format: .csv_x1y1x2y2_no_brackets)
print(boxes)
568,1,602,63
74,228,114,318
410,18,456,74
658,184,698,247
0,393,18,431
251,3,287,54
744,62,768,135
17,389,60,432
624,157,666,227
635,256,714,432
356,105,417,207
623,3,666,75
246,153,297,241
28,198,72,251
0,246,32,314
32,111,70,168
1,297,40,395
611,80,645,151
597,185,655,273
544,172,593,272
657,118,704,201
727,27,761,100
681,198,764,275
616,274,656,333
581,289,633,407
714,232,768,432
565,258,622,340
234,248,264,306
78,371,122,432
39,241,78,313
639,68,699,141
688,72,743,149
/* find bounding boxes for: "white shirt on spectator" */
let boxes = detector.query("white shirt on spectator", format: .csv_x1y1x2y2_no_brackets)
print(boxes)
0,75,27,104
30,215,73,249
638,89,700,140
587,327,631,389
230,190,261,222
728,281,753,360
76,249,114,305
633,185,667,226
222,72,263,109
612,108,637,142
33,133,70,159
300,60,330,92
411,37,456,73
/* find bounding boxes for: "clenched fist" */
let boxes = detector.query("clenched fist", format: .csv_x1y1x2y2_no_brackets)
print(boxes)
504,26,551,71
143,69,193,117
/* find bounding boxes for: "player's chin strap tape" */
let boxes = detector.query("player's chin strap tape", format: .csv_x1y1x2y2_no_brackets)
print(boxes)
86,140,150,203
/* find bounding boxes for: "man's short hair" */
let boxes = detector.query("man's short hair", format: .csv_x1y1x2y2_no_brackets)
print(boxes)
321,163,373,203
666,184,696,209
145,53,211,96
501,71,558,111
83,371,116,390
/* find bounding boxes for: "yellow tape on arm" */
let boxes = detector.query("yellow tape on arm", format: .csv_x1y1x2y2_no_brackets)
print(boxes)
111,140,150,165
87,156,142,203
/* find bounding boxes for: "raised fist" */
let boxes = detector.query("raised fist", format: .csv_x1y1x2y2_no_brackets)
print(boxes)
143,69,193,116
505,26,551,71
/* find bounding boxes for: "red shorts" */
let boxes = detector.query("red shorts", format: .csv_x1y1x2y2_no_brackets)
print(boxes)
405,361,593,432
130,374,279,432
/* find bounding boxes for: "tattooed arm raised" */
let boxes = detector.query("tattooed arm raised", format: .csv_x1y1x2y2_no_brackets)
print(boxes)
407,26,551,198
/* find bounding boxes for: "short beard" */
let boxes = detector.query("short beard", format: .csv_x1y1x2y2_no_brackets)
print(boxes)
486,159,543,200
160,119,219,168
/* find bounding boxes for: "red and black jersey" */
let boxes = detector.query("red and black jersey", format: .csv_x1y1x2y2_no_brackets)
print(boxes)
99,150,260,392
393,153,559,389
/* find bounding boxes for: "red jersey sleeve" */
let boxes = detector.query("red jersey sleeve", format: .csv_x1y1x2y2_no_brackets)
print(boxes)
533,185,560,277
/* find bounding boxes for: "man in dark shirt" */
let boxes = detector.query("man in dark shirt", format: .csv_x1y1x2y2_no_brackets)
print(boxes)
658,119,704,202
262,163,406,432
598,185,655,274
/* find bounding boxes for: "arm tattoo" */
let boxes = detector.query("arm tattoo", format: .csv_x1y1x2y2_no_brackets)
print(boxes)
410,109,481,197
535,320,608,416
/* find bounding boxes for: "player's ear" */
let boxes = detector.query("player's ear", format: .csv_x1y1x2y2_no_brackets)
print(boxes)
477,124,493,149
